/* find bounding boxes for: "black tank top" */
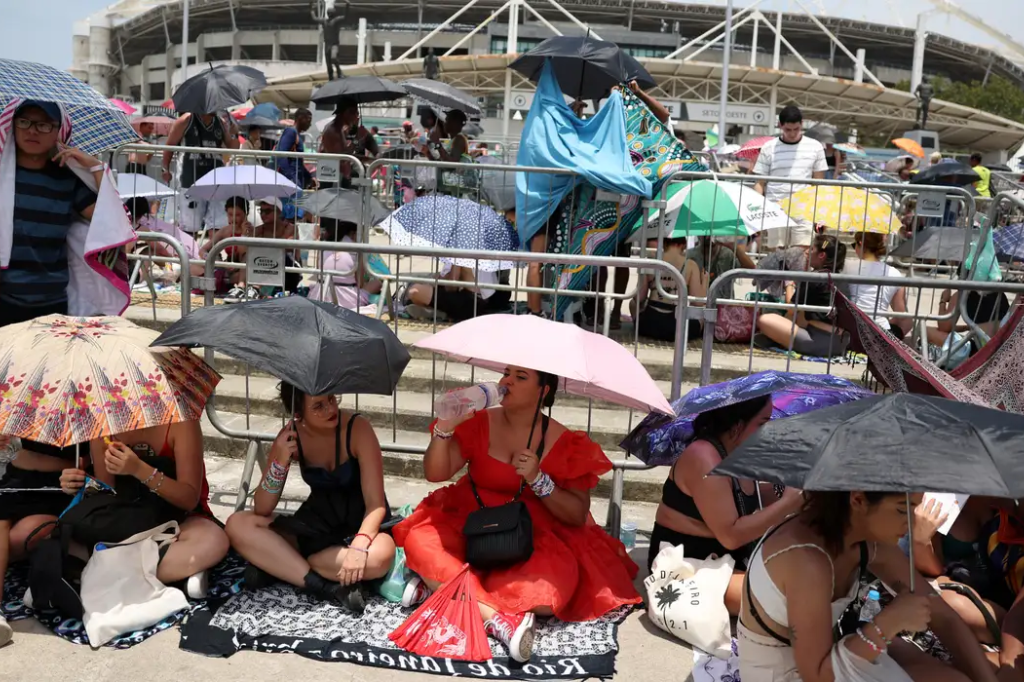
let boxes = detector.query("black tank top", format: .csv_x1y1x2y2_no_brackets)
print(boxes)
181,115,226,187
647,437,760,571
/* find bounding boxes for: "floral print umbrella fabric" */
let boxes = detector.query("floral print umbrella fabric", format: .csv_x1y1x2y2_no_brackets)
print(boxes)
0,315,220,447
620,370,873,466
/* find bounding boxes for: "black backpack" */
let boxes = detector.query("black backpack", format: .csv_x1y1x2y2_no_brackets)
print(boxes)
25,456,187,619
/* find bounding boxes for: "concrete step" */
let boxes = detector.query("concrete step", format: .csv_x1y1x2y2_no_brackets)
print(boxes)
198,410,668,504
129,305,868,385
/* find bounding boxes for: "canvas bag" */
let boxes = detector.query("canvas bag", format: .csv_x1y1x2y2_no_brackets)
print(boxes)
643,543,734,658
80,521,189,647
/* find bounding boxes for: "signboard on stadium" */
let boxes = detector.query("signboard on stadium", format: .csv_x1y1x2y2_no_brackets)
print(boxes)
683,102,771,125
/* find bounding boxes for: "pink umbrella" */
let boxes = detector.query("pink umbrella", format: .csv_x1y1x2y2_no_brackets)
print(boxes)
414,315,674,415
132,115,175,136
109,98,137,115
736,135,775,161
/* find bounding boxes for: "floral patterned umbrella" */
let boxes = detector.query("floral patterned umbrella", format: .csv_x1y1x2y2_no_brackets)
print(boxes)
0,315,220,447
620,370,873,466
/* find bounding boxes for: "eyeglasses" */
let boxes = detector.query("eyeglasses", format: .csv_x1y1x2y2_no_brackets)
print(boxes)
309,396,338,416
14,118,57,134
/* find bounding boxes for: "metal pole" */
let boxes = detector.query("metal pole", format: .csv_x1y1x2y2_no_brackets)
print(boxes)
717,0,734,151
502,0,520,139
181,0,189,83
911,12,928,94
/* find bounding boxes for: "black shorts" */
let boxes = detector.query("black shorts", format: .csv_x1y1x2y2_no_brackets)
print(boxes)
0,465,68,521
965,291,1010,325
0,300,68,329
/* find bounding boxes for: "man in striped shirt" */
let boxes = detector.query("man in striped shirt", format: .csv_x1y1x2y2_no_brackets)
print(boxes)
753,105,827,250
1,101,102,327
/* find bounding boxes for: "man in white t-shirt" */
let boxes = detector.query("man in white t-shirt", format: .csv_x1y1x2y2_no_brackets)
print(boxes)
753,105,827,249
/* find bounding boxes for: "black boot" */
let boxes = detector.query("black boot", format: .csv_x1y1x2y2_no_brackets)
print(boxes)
244,564,277,591
302,571,366,614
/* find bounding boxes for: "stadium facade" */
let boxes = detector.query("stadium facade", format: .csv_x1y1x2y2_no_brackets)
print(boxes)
75,0,1024,107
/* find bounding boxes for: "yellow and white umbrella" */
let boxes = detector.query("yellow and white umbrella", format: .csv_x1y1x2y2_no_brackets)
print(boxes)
0,315,220,447
781,186,901,234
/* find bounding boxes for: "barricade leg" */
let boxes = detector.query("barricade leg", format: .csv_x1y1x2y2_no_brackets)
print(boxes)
234,439,266,512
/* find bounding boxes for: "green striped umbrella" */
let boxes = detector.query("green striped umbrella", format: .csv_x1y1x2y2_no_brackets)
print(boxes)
634,179,791,238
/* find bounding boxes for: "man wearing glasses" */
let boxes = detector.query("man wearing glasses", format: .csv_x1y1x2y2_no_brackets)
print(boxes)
2,101,104,327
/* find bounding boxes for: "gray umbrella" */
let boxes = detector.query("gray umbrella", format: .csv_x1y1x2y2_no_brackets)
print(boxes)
890,227,979,261
238,115,282,129
298,188,389,225
480,165,517,211
401,78,481,115
311,76,407,106
804,124,836,145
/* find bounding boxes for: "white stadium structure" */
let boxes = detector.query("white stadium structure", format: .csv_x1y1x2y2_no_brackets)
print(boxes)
73,0,1024,153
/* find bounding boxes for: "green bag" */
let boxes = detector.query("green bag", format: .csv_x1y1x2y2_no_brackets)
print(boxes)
378,503,415,603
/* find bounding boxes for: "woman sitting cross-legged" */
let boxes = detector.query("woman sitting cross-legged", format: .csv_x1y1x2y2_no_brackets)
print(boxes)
225,382,395,613
59,420,230,596
648,396,804,614
739,491,999,682
394,365,642,663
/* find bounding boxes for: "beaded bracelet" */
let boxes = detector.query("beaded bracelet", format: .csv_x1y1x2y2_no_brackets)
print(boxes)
260,460,288,494
432,424,454,440
141,467,159,486
855,628,884,655
348,546,370,554
870,622,892,646
352,533,374,546
530,472,556,498
152,472,166,495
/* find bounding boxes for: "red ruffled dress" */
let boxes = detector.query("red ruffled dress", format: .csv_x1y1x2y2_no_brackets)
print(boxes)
394,411,642,622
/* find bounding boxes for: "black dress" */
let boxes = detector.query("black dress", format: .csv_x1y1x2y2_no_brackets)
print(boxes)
271,413,390,557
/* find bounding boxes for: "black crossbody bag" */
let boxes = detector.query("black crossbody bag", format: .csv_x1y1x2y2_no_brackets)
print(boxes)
463,415,549,570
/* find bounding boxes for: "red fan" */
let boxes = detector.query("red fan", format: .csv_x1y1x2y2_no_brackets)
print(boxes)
390,564,491,661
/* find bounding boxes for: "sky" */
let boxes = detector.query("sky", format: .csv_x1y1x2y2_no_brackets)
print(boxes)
0,0,1021,71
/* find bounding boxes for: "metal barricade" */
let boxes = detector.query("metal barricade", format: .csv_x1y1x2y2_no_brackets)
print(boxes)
124,231,194,320
699,269,1024,386
197,238,689,536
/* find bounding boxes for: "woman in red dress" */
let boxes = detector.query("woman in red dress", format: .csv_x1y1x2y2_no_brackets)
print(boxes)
393,365,642,663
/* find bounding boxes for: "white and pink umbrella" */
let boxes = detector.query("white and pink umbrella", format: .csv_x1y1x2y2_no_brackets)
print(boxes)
109,98,137,115
414,315,674,415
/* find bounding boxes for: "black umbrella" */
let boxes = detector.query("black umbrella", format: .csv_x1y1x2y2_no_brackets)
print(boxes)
172,65,267,114
298,188,389,225
151,297,410,396
890,227,979,261
510,35,656,101
909,161,980,187
401,78,481,115
311,76,407,106
238,115,282,130
713,393,1024,497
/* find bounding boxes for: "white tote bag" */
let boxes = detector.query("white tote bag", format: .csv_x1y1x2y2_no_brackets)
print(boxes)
81,521,189,647
644,544,734,658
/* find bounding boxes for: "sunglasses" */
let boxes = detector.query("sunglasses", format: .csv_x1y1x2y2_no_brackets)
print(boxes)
15,118,57,134
259,206,275,213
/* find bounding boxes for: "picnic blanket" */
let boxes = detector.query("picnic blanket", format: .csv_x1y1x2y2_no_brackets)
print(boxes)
2,553,245,648
180,582,633,680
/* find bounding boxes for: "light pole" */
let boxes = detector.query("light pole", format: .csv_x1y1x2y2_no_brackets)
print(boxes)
181,0,190,84
717,0,734,150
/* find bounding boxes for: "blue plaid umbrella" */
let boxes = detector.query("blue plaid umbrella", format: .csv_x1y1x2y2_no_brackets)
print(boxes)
0,58,138,155
378,195,520,272
620,371,874,466
994,223,1024,261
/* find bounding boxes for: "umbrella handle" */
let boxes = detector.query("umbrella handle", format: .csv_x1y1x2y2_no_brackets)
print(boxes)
905,491,916,594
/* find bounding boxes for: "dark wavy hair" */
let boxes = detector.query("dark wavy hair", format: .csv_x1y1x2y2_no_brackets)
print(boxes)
692,395,771,442
278,380,307,417
536,371,559,409
802,491,892,555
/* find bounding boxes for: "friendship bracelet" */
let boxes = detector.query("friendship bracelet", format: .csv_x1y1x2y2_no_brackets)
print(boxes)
141,467,159,485
261,462,288,495
530,472,556,498
870,622,892,646
352,533,374,546
432,424,454,440
855,628,884,655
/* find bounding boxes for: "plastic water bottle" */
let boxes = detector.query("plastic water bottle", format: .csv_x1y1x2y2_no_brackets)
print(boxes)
620,522,637,550
859,588,882,624
436,383,506,421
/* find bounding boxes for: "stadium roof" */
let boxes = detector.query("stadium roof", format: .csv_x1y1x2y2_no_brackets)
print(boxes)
103,0,1024,88
259,54,1024,152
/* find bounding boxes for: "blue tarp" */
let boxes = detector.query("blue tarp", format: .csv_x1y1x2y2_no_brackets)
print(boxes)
515,61,653,245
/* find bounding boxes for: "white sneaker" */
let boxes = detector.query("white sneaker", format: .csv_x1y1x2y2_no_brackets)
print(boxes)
0,614,12,648
223,286,247,303
185,570,209,599
485,612,535,663
400,576,431,608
